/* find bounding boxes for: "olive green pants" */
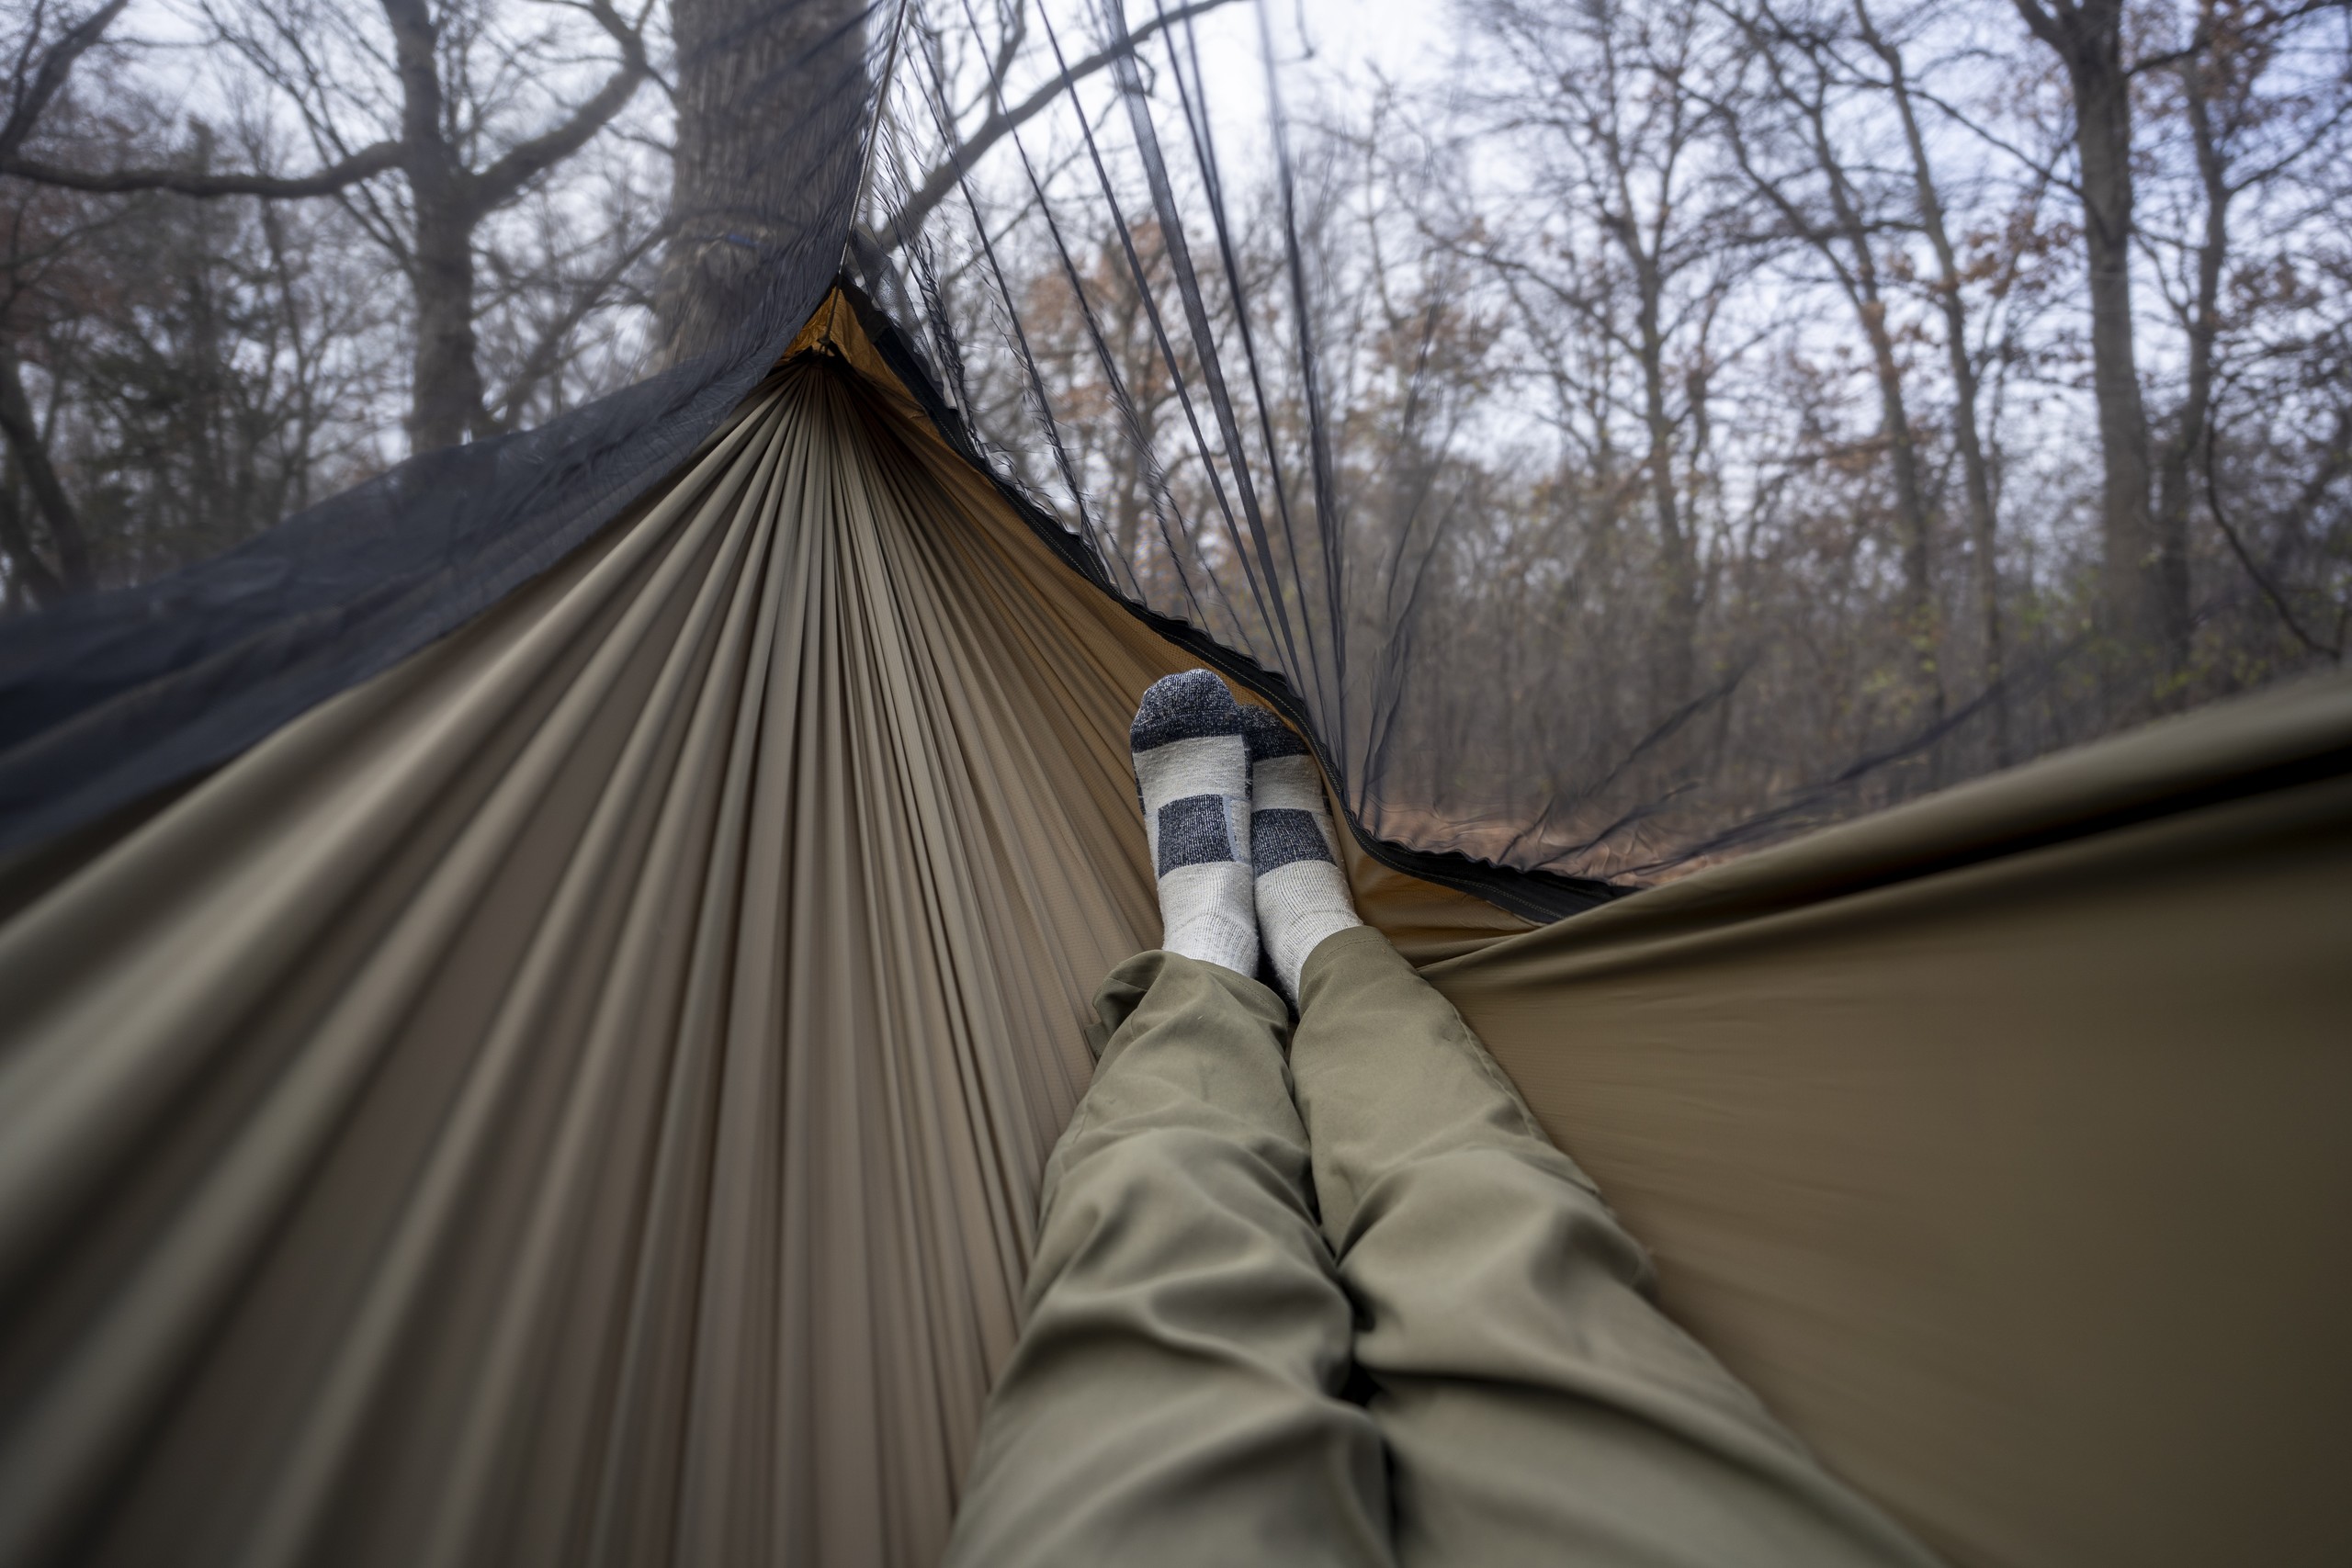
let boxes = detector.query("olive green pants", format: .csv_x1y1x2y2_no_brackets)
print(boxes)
943,926,1938,1567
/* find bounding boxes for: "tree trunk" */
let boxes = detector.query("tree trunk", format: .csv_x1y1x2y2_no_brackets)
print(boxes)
1812,107,1943,722
408,194,486,452
2079,53,2177,680
0,462,67,606
2154,53,2227,634
662,0,868,363
381,0,484,454
2020,0,2177,686
1863,1,2009,760
1860,298,1941,715
0,341,95,594
1634,272,1699,708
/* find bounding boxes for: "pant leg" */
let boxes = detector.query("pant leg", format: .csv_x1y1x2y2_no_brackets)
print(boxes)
944,949,1394,1568
1290,925,1939,1568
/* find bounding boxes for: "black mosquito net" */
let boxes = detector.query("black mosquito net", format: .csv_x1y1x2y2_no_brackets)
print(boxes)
0,0,2340,891
0,0,871,856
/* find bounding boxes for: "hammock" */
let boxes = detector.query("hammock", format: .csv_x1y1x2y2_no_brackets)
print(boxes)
0,293,2345,1568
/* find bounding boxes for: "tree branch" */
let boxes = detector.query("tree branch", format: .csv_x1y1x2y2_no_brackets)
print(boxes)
874,0,1239,254
470,0,650,209
490,219,664,428
2010,0,2072,51
2204,421,2343,660
0,0,130,163
1,138,402,198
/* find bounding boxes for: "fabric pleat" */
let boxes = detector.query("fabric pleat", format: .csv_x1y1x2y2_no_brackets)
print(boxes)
2,296,2346,1568
2,352,1498,1568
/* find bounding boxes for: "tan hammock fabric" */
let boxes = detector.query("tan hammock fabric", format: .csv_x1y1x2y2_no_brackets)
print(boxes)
0,318,1514,1568
0,293,2345,1568
1432,673,2352,1568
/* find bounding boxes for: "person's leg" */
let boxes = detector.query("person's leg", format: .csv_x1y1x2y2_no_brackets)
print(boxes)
1289,930,1939,1567
944,674,1391,1568
944,952,1393,1568
1237,709,1936,1568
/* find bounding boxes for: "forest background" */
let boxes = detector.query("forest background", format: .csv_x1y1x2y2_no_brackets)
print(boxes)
3,0,2346,878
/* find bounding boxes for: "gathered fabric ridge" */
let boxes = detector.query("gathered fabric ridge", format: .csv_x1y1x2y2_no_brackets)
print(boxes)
0,315,1518,1568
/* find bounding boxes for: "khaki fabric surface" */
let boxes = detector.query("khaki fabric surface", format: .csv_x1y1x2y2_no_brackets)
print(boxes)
1428,673,2352,1568
0,310,1510,1567
949,931,1935,1568
0,362,1129,1567
0,283,2342,1567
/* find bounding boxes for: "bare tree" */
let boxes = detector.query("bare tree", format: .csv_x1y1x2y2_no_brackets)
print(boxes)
1713,0,1945,722
1463,0,1729,709
658,0,1246,365
2012,0,2183,689
5,0,657,452
1,0,2345,872
0,0,128,599
1854,0,2010,758
4,76,396,598
2145,1,2345,627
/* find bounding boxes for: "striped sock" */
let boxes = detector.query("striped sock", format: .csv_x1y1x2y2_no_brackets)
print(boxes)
1239,707,1362,1003
1130,671,1260,976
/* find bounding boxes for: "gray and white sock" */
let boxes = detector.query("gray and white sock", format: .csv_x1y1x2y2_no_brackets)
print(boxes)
1130,671,1260,976
1239,707,1362,1003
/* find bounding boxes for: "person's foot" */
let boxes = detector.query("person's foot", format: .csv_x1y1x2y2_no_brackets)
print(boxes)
1238,707,1362,1003
1130,671,1260,976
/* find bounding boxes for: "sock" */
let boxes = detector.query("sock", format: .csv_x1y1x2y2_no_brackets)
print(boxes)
1239,707,1362,1003
1130,671,1260,976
